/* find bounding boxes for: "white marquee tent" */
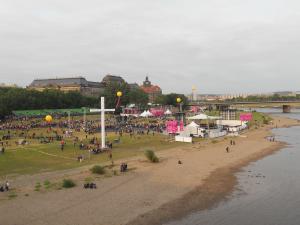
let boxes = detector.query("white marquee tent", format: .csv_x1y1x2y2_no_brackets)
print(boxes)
187,114,221,120
164,109,172,115
185,121,200,135
140,110,154,117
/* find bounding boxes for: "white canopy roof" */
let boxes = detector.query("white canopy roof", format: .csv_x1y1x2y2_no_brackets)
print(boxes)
140,110,153,117
216,120,247,127
146,110,153,117
187,121,200,128
140,111,148,117
187,114,221,120
164,109,172,115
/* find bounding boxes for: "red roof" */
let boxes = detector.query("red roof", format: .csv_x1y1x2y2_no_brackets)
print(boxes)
140,85,162,94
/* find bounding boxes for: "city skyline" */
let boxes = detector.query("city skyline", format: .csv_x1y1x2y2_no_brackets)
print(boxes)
2,74,298,96
1,0,300,94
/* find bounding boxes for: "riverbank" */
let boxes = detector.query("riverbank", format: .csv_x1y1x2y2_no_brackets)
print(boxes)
0,115,299,225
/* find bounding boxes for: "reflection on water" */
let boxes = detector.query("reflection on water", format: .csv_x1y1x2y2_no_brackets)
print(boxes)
248,107,300,114
166,111,300,225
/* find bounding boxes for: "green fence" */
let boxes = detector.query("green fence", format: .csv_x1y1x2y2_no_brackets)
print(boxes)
12,108,91,117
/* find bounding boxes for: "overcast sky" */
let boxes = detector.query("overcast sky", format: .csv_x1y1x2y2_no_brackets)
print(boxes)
1,0,300,94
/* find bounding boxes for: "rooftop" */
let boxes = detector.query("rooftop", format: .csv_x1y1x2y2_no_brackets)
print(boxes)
29,77,102,87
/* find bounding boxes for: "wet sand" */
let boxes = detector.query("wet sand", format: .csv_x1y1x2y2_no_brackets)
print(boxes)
0,115,299,225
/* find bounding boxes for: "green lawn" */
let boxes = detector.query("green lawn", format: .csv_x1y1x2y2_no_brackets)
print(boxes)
0,131,184,177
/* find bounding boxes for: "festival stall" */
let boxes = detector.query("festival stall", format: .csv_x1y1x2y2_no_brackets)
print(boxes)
150,108,165,117
186,121,199,135
164,109,172,116
140,110,154,118
187,114,226,138
216,120,248,135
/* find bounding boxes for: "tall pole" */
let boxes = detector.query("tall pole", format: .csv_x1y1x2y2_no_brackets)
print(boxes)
180,102,183,123
101,97,106,149
68,111,71,134
83,107,86,131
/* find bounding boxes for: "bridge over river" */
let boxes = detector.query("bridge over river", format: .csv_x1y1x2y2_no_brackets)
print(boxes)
188,100,300,113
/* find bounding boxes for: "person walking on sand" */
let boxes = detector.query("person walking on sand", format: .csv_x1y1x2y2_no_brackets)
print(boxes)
5,181,9,191
226,146,230,153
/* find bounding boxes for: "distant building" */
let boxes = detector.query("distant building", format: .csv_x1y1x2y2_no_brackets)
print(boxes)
128,83,140,90
273,91,297,97
140,76,162,103
28,77,104,97
101,74,125,86
0,83,18,88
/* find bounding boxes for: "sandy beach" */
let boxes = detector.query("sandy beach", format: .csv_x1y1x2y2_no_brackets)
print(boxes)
0,115,299,225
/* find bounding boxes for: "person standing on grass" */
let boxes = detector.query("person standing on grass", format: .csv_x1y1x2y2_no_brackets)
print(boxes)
60,140,65,151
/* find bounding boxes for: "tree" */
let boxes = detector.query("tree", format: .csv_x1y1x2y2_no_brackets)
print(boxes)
154,93,189,108
102,82,130,110
0,87,98,119
128,89,148,108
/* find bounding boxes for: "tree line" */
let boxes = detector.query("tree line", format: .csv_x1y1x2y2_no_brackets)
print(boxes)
0,83,189,119
0,87,98,119
102,82,189,109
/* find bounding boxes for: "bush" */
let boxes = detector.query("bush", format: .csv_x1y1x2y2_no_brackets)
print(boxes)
44,180,51,189
211,140,218,144
145,150,159,163
62,179,76,188
90,165,106,175
35,182,41,191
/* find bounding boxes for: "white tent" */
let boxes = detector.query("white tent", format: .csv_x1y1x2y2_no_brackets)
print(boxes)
187,114,221,120
146,110,153,117
140,110,153,117
187,114,209,120
164,109,172,115
216,120,246,127
185,121,200,135
187,121,200,128
140,111,148,117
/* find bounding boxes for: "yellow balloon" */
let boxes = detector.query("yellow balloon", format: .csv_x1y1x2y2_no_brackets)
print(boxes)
176,97,182,103
117,91,123,97
45,115,53,123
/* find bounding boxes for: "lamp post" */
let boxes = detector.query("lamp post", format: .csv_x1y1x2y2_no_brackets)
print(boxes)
176,97,182,113
176,97,184,132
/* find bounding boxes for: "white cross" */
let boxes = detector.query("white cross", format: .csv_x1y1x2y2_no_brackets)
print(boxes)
90,97,115,149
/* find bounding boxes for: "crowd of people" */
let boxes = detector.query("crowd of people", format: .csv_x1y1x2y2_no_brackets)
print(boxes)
0,115,169,162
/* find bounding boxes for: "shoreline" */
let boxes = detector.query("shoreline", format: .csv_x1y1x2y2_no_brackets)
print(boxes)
127,115,297,225
127,142,286,225
0,115,299,225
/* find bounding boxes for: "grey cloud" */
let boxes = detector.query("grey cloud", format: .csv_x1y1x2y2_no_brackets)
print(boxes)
1,0,300,94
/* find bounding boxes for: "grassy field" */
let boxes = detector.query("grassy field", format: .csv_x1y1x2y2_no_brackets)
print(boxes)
0,130,184,177
0,111,271,178
247,111,272,127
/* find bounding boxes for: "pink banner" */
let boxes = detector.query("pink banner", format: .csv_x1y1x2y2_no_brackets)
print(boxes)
150,108,165,117
179,121,184,131
166,120,184,133
240,113,253,121
166,120,177,134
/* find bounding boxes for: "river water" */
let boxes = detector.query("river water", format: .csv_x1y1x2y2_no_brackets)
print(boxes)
166,110,300,225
